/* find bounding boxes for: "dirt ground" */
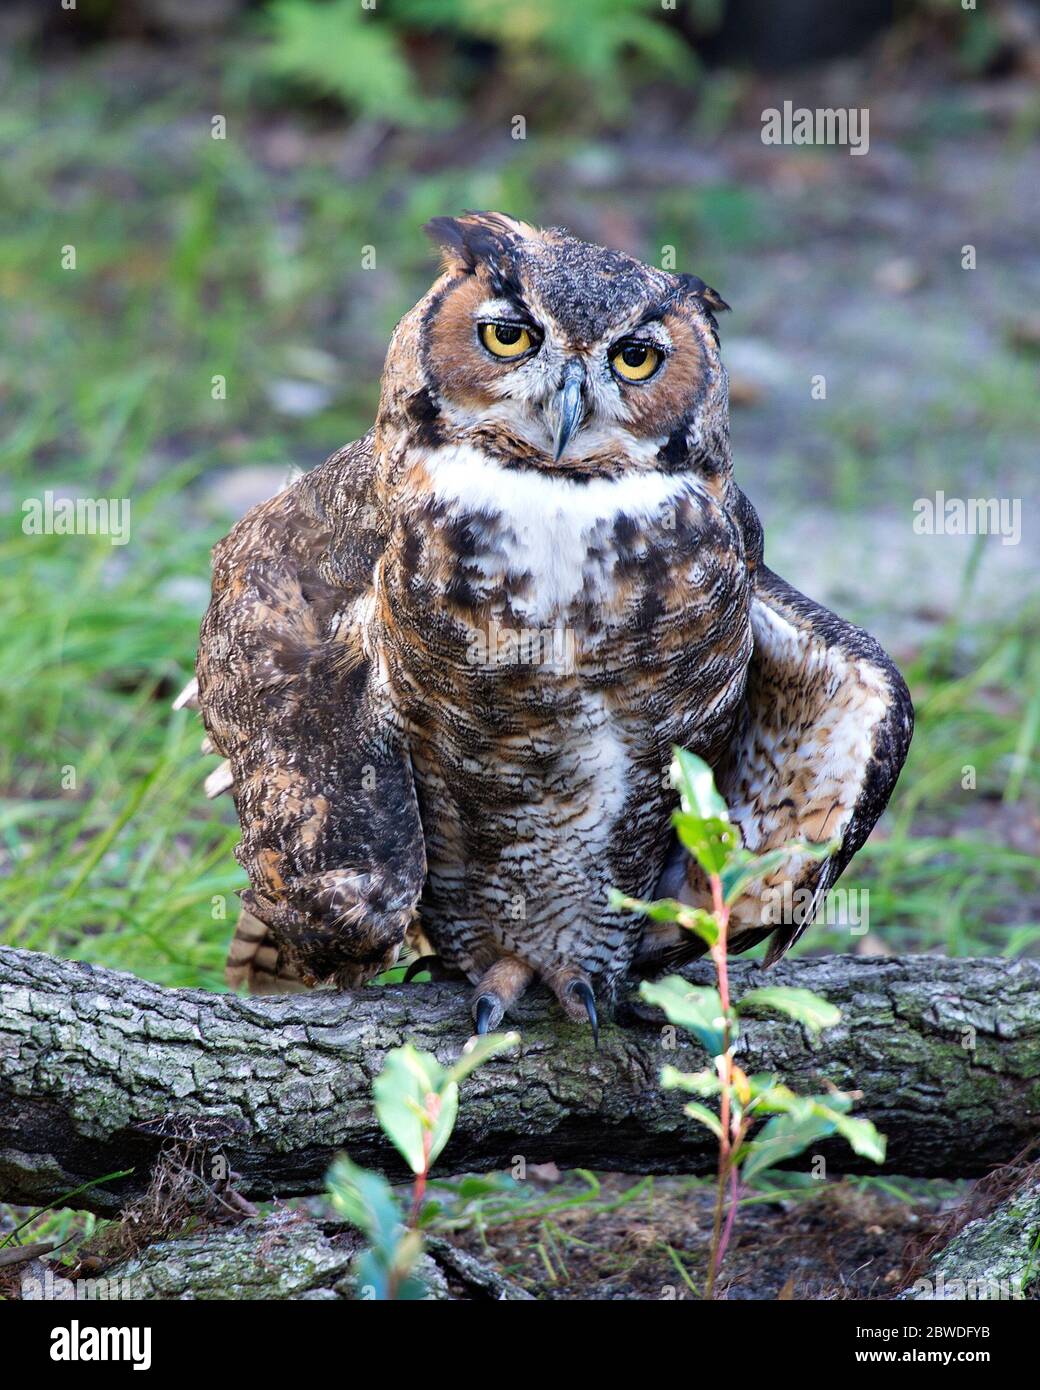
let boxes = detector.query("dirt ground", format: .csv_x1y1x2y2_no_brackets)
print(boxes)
434,1171,958,1301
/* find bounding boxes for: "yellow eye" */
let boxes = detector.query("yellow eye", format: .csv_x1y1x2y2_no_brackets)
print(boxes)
480,322,533,358
611,342,661,381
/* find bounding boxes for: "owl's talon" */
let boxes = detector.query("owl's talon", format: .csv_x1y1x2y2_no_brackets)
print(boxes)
568,979,600,1048
404,954,451,983
470,957,536,1034
474,993,503,1034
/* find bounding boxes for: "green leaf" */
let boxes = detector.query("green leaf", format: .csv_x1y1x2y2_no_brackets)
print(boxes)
742,1077,799,1114
374,1034,515,1177
738,987,841,1034
660,1065,720,1096
373,1044,450,1175
393,1274,430,1301
738,1094,886,1180
446,1030,519,1085
683,1101,724,1140
670,748,729,820
678,907,721,947
717,848,761,905
427,1085,458,1171
609,889,686,923
639,976,731,1056
355,1246,391,1301
672,810,740,877
415,1199,442,1229
326,1155,402,1249
815,1090,853,1116
832,1114,887,1165
609,891,719,946
453,1174,515,1200
720,840,837,906
740,1110,837,1181
354,1228,429,1302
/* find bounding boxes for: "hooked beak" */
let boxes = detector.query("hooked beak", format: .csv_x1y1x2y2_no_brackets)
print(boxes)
552,359,586,462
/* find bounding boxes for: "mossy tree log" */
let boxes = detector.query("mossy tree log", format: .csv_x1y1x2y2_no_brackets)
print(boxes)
1,946,1038,1216
17,1218,533,1301
902,1177,1040,1301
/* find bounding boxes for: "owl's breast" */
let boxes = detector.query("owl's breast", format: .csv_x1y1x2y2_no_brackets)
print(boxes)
374,446,752,983
380,444,752,770
389,443,748,632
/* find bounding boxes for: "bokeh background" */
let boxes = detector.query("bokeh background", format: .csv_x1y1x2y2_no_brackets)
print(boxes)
2,0,1039,993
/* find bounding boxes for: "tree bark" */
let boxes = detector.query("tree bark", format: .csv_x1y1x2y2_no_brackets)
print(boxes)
1,945,1038,1215
901,1177,1040,1301
17,1217,533,1301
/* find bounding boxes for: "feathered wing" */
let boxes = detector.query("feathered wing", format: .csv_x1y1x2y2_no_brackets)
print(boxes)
185,435,427,991
651,491,913,966
714,561,914,961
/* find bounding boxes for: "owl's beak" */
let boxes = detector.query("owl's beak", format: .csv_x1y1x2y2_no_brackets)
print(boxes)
552,359,586,461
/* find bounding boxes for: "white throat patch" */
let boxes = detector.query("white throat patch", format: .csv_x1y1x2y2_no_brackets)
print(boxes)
420,443,697,621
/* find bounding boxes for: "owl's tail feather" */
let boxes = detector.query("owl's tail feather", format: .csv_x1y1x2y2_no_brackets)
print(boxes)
225,906,309,995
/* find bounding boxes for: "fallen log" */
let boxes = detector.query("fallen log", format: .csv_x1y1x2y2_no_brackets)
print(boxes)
901,1175,1040,1301
16,1217,533,1301
1,946,1038,1214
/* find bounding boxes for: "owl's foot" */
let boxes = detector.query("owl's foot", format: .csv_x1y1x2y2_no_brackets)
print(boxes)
544,967,600,1048
471,958,600,1046
471,956,536,1034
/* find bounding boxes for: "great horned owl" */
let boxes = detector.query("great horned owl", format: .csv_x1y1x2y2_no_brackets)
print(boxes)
182,212,913,1038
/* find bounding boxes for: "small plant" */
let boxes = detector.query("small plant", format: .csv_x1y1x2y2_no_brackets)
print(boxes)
256,0,698,125
326,1032,516,1299
613,748,886,1299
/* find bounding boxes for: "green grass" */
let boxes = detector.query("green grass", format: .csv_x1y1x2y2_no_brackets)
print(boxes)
1,51,1038,990
0,515,240,989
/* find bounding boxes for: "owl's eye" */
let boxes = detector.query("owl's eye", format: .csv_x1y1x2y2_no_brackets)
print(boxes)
610,341,662,382
479,322,535,359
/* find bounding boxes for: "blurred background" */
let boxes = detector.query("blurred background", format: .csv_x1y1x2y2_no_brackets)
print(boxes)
1,0,1038,988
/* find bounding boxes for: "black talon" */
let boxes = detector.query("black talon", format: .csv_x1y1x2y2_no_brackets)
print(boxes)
474,995,497,1035
404,954,440,983
569,980,599,1049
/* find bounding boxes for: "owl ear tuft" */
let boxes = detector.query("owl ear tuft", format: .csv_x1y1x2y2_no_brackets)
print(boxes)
423,211,534,278
676,273,731,315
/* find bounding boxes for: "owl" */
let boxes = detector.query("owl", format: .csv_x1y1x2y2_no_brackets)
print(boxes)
181,212,913,1039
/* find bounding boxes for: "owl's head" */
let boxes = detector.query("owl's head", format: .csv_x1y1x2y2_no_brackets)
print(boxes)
379,212,731,481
